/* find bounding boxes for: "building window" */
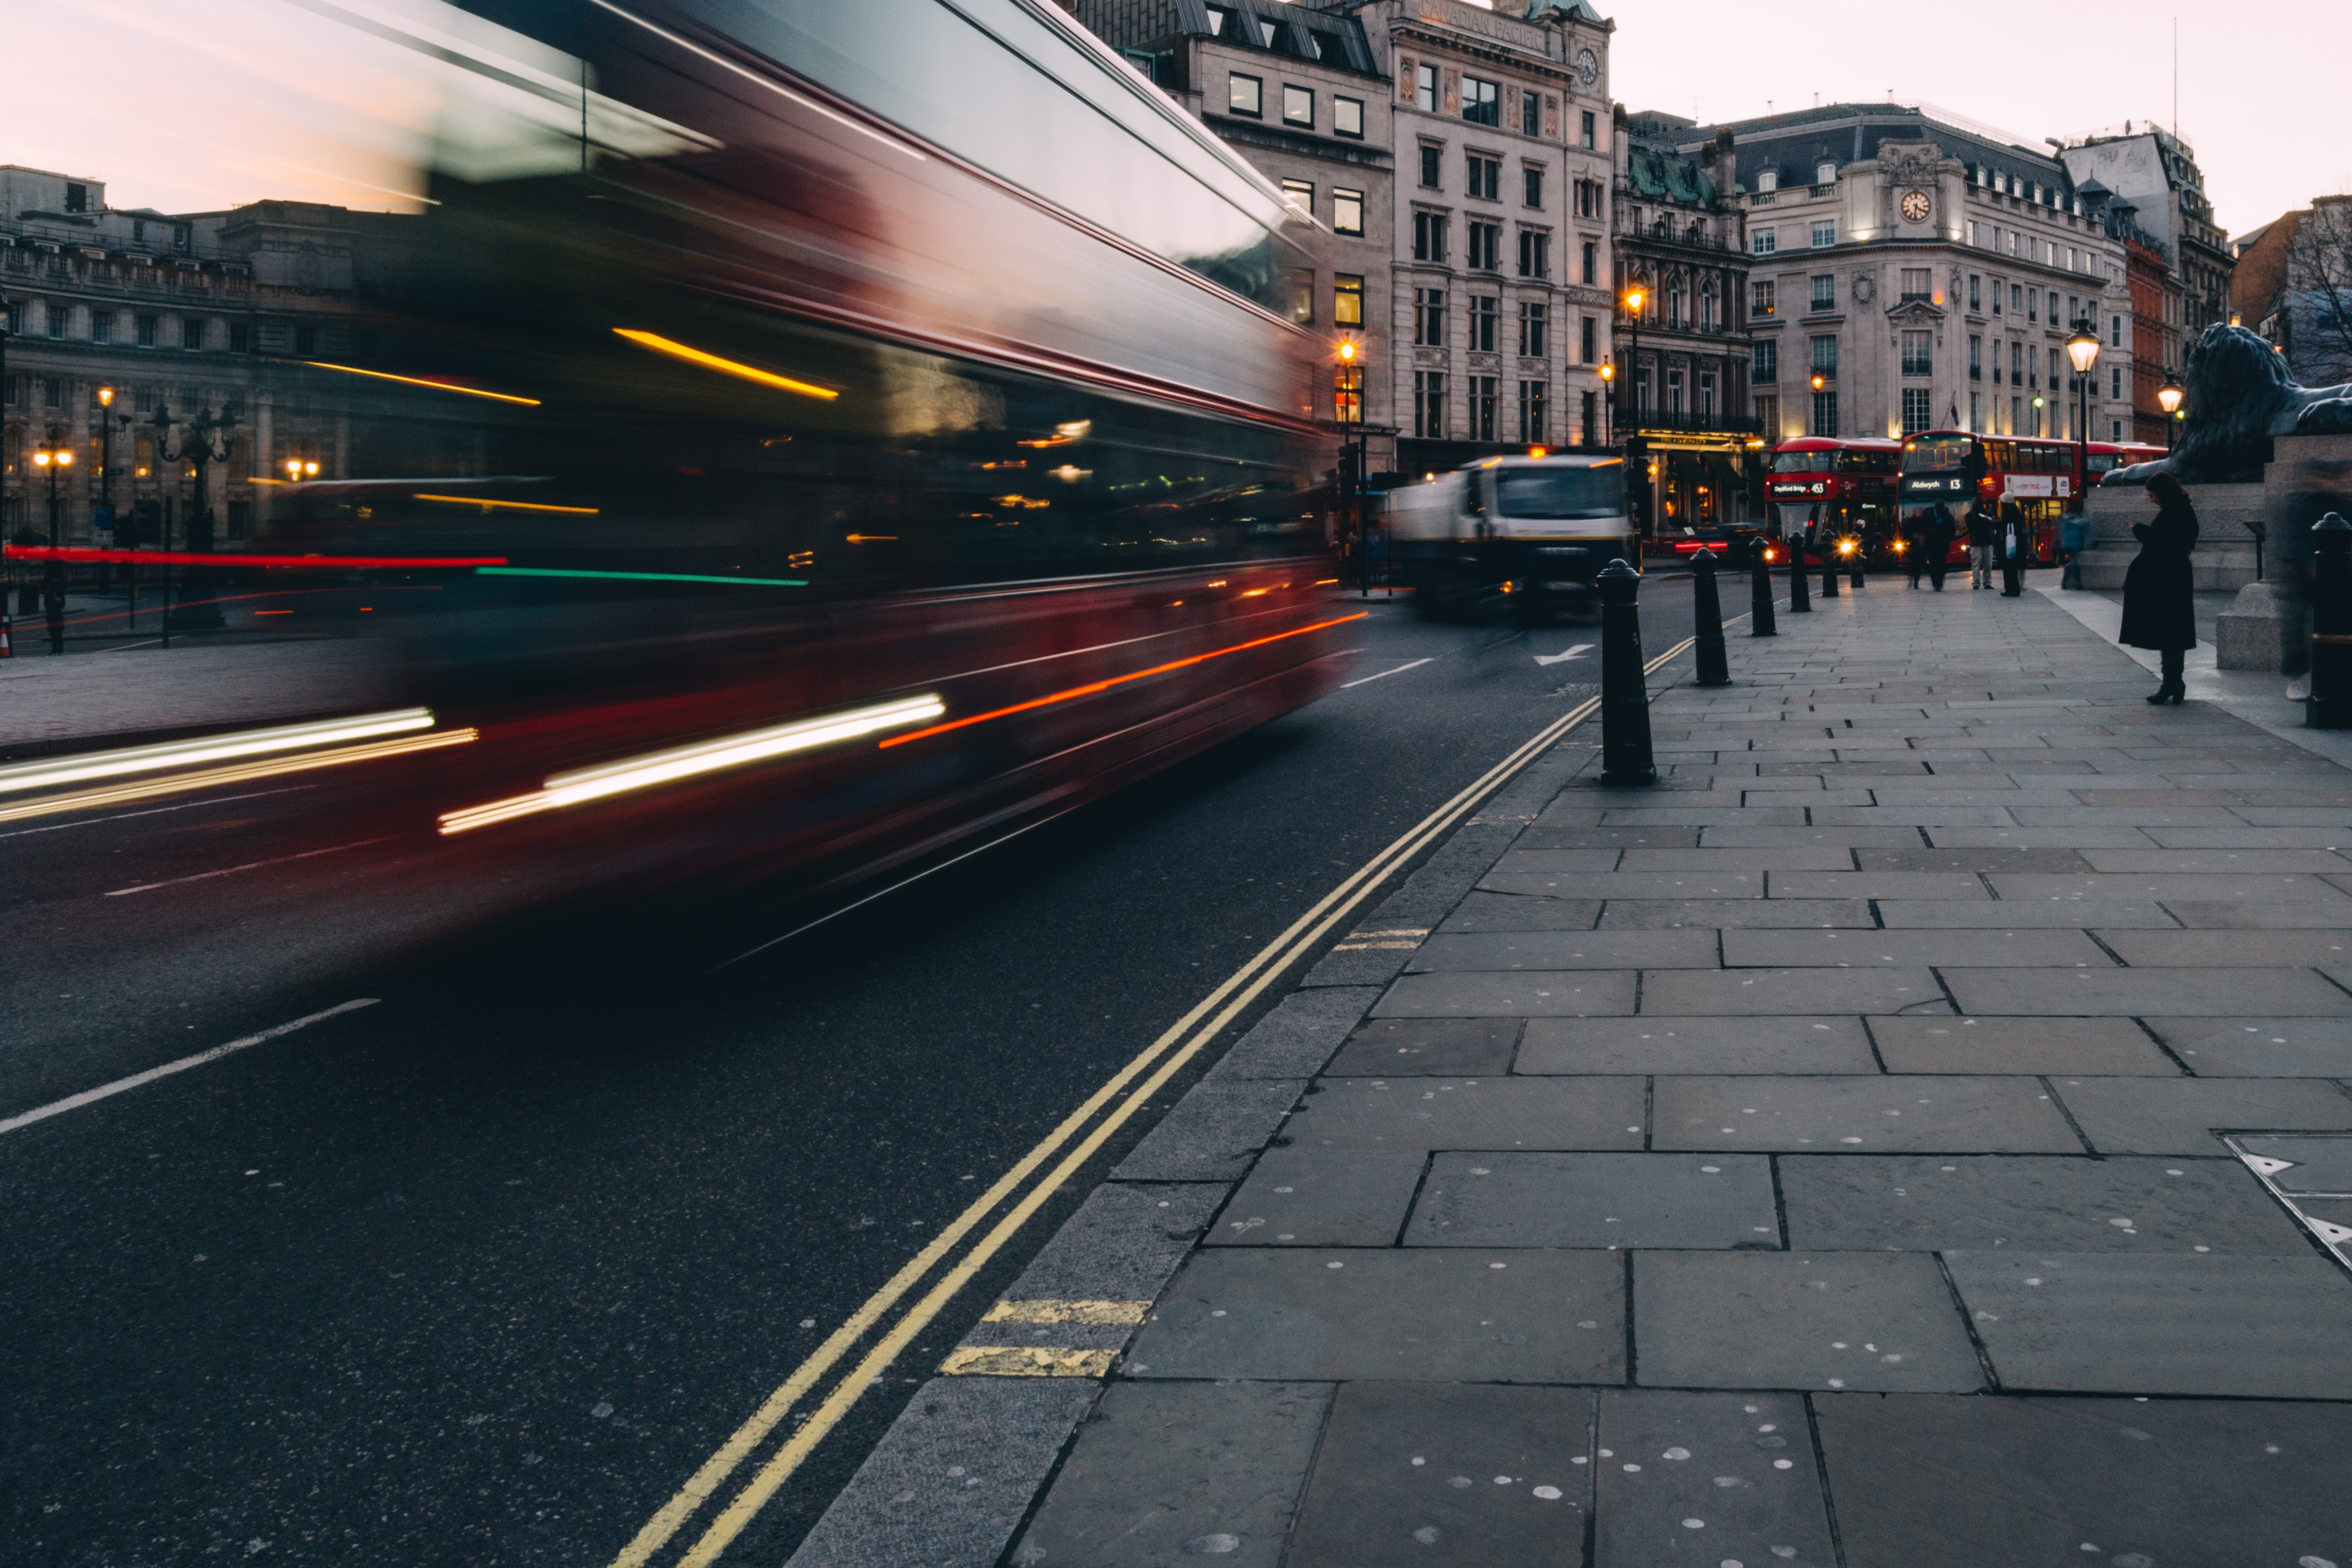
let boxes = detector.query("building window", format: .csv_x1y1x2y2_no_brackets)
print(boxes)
1579,110,1596,149
2111,366,2123,400
2011,396,2021,434
1666,368,1684,414
1283,267,1313,324
1281,177,1314,214
1466,154,1499,201
2010,282,2022,314
1334,273,1363,326
1579,314,1596,364
44,375,63,408
1698,373,1716,420
64,181,88,213
1810,335,1838,376
1969,335,1982,380
294,325,317,356
1470,375,1498,440
1755,393,1779,440
1518,380,1547,443
0,373,12,406
90,310,111,345
1968,391,1980,430
1516,229,1549,279
1758,169,1779,193
1699,283,1717,332
136,314,158,347
1901,331,1932,377
1334,364,1363,424
1420,145,1443,189
1332,188,1363,236
1900,268,1931,301
1462,76,1499,125
1283,85,1313,127
1810,274,1835,312
1580,241,1597,285
1810,389,1839,436
1469,294,1498,352
1415,63,1438,113
47,302,65,339
1752,339,1777,382
1467,222,1500,271
1414,370,1446,439
1581,388,1598,444
183,317,207,350
1415,287,1447,346
1229,74,1261,117
229,322,251,354
1967,220,1979,247
1518,300,1548,357
1811,220,1836,248
1521,89,1541,137
2048,291,2060,326
2114,418,2124,441
1413,212,1448,263
2110,313,2122,348
1969,274,1982,312
1523,166,1543,208
1751,280,1776,318
2010,342,2023,384
1752,228,1776,255
2048,346,2061,388
1816,160,1837,185
1334,96,1363,139
1902,387,1933,434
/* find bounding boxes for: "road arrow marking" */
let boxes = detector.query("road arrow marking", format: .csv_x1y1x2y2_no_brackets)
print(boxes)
1534,644,1594,666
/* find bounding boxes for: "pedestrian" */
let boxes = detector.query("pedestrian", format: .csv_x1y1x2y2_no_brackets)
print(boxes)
1965,498,1996,589
1924,504,1955,591
2120,472,2199,704
2059,506,2092,590
1999,501,2026,597
1905,516,1925,589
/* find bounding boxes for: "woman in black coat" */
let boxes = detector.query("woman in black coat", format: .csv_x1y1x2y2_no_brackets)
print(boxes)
2120,472,2200,703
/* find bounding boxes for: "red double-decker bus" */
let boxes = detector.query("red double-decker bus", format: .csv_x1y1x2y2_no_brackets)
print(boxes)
1898,433,2165,563
1763,438,1903,559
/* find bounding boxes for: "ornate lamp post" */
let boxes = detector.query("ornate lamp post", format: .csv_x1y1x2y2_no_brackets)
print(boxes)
160,403,236,633
1597,360,1615,447
2157,373,2184,452
32,430,74,653
1622,285,1646,433
2065,324,2102,513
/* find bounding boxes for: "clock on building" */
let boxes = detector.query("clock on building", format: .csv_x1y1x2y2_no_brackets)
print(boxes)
1576,47,1598,86
1900,189,1932,223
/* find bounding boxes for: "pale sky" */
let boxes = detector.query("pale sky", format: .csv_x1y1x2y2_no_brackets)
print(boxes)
4,0,2344,238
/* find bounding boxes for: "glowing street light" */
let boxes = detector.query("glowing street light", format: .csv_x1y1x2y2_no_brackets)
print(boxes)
2157,372,2185,452
2066,324,2102,510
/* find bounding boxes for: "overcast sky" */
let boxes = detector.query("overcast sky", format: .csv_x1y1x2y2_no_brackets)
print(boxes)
2,0,2342,238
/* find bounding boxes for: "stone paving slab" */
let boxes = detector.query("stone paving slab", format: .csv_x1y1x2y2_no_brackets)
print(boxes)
1868,1016,2178,1075
1404,1153,1780,1250
1516,1016,1878,1075
1110,1079,1308,1182
1945,1251,2352,1396
2095,929,2352,968
2237,1132,2352,1193
1632,1253,1986,1392
1595,898,1876,929
1288,1076,1647,1152
1204,988,1384,1081
1778,1154,2309,1254
2164,899,2352,927
1912,825,2159,847
1651,1077,2082,1153
1406,929,1718,972
1814,1393,2352,1568
1689,825,1926,847
2145,1018,2352,1076
1280,1383,1594,1568
2083,848,2352,873
1514,825,1700,849
1941,967,2352,1016
1871,899,2183,929
1208,1148,1426,1248
1373,971,1639,1017
1126,1248,1625,1383
1638,968,1949,1016
1720,927,2110,968
1477,869,1766,900
1850,846,2093,872
1988,871,2352,901
2146,824,2352,846
1764,871,1992,900
1614,847,1862,871
1433,893,1605,932
2054,1078,2352,1153
1008,1381,1331,1568
1322,1018,1522,1076
1592,1391,1836,1568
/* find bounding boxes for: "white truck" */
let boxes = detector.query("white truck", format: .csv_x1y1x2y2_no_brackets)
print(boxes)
1383,454,1637,620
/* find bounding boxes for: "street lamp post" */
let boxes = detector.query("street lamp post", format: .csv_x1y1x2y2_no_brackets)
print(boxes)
2157,373,2184,452
160,403,236,635
2066,323,2102,518
32,430,75,653
1597,361,1615,447
1623,286,1645,438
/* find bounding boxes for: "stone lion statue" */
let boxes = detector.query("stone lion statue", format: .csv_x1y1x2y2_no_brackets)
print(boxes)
2106,324,2352,486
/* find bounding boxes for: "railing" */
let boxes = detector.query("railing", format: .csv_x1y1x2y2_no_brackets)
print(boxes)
1616,405,1764,436
1749,191,1777,206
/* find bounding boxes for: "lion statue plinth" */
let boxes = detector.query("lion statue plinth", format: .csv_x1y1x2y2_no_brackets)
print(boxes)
2105,324,2352,487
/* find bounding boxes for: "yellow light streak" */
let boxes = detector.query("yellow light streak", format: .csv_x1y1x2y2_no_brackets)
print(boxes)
612,330,840,400
0,730,477,827
301,362,541,405
437,696,941,836
0,709,436,796
411,494,601,515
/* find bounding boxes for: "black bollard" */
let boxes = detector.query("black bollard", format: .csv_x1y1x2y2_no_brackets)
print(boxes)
2309,513,2352,729
1596,558,1657,786
1850,538,1866,589
1691,547,1731,687
1749,540,1777,636
1821,538,1840,598
1787,538,1811,612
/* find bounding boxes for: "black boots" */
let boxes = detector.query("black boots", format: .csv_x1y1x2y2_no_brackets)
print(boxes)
2146,682,2186,704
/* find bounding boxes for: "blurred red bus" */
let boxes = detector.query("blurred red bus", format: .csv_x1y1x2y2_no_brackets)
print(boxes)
1898,433,2166,563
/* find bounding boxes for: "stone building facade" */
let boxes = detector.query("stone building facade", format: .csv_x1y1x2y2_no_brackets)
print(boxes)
2112,212,2183,446
1671,106,2133,449
2057,124,2234,340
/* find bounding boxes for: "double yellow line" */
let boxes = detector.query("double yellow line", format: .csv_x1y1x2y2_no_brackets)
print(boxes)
609,634,1697,1568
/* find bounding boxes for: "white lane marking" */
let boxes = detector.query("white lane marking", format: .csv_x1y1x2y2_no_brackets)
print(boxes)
1534,644,1595,667
103,836,391,896
100,638,165,653
0,999,379,1136
1340,657,1433,689
0,787,313,842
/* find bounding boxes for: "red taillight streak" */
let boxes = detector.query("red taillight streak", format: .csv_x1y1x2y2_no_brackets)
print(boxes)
878,612,1369,749
60,585,440,629
4,546,506,569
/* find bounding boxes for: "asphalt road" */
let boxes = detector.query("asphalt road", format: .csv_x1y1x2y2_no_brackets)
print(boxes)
1,577,1701,1565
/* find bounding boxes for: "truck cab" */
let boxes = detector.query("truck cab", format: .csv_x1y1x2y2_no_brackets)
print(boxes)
1386,455,1635,621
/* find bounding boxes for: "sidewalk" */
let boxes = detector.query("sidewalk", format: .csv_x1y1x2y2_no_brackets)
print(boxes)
791,582,2352,1568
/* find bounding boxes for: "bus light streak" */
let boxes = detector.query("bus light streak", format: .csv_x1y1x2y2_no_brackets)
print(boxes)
476,567,809,588
878,613,1369,750
4,546,507,570
0,710,438,797
0,731,478,828
613,331,841,400
301,361,542,405
436,696,944,836
414,494,601,514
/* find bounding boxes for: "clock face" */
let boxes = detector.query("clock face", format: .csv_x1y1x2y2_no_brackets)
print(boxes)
1576,48,1598,86
1900,189,1932,223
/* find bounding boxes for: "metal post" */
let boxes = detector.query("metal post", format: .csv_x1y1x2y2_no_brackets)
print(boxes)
1596,558,1656,785
1821,532,1840,598
1787,534,1810,612
1749,540,1777,636
1691,546,1731,686
2308,513,2352,729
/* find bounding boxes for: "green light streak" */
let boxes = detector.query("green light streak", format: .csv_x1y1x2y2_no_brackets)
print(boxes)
476,566,809,588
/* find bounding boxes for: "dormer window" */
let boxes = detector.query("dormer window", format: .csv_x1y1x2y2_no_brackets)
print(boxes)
1205,5,1228,35
1816,160,1836,185
1757,170,1778,193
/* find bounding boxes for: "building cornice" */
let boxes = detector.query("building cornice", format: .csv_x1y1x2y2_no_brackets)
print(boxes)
1210,115,1395,169
1390,20,1588,91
